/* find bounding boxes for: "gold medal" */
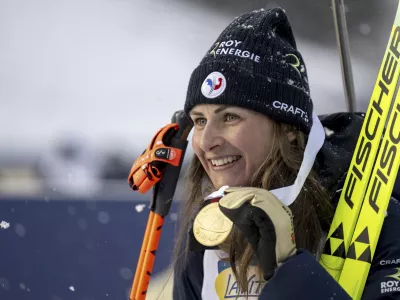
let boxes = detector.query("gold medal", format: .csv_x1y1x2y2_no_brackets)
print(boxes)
193,202,233,247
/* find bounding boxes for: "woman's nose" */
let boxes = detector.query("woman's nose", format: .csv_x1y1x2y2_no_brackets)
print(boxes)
199,124,224,152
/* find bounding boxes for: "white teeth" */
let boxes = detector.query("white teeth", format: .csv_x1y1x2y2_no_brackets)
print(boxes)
211,156,240,166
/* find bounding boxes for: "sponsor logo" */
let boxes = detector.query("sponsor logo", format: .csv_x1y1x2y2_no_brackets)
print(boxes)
209,40,261,62
387,268,400,281
272,101,309,123
381,267,400,294
154,148,176,160
154,148,169,160
380,259,400,266
286,53,301,76
344,26,400,211
215,260,265,299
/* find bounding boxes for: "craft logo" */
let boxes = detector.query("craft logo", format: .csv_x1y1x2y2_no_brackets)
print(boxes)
381,267,400,294
215,260,265,299
201,72,227,99
380,258,400,265
272,101,309,123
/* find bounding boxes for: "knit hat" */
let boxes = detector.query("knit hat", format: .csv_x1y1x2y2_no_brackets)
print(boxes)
184,8,313,133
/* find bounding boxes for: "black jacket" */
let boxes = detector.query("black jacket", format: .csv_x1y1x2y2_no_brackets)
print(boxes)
173,113,400,299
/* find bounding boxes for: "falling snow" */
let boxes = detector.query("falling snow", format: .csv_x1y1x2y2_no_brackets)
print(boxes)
69,286,75,292
15,223,26,237
359,23,371,36
252,8,265,13
241,24,254,29
135,204,146,213
97,211,110,224
0,221,10,229
324,127,335,137
169,213,178,221
119,267,133,280
0,278,10,290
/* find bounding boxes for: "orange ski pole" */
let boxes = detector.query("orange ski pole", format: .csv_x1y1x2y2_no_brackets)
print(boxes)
130,211,155,299
134,213,164,300
129,110,192,300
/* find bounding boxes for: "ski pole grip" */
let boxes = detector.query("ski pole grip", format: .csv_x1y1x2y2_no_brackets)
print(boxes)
150,110,193,216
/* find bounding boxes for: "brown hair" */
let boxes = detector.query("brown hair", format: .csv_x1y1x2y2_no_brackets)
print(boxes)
172,121,334,296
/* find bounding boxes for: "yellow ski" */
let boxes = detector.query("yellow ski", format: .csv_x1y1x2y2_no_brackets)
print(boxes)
338,77,400,300
319,0,400,289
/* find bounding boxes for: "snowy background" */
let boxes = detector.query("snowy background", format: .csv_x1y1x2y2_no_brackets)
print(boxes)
0,0,396,196
0,0,398,299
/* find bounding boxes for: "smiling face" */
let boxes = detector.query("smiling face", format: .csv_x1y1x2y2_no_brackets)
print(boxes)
189,104,275,190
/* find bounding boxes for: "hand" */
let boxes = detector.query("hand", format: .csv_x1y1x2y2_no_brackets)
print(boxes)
219,187,297,280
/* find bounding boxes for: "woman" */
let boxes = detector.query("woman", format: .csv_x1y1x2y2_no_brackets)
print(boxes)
172,8,400,300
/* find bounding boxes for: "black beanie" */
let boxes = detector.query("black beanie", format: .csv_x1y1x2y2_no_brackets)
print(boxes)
184,8,313,133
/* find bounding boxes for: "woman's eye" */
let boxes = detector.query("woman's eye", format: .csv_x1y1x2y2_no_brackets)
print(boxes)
194,118,206,126
225,114,239,122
